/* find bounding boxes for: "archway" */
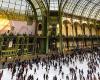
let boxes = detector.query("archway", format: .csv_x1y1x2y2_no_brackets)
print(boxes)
62,20,71,51
81,23,88,48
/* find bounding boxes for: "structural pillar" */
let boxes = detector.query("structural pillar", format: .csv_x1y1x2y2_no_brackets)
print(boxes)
59,12,63,53
42,15,48,53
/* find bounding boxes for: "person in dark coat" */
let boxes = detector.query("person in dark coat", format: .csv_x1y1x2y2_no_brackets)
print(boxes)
0,70,3,80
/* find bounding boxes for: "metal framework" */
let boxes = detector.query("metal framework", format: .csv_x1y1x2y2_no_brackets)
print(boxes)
0,0,35,19
1,0,100,21
30,0,100,20
63,0,100,20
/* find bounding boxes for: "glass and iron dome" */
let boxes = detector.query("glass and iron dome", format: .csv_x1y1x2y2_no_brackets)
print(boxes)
0,0,34,16
63,0,100,20
1,0,100,20
31,0,100,20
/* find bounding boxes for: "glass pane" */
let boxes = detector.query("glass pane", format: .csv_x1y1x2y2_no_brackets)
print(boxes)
61,0,67,8
10,0,15,4
0,2,2,6
64,0,79,14
83,3,95,17
2,2,9,8
16,0,22,5
15,5,20,10
31,0,39,8
0,0,34,16
9,3,15,9
96,13,100,20
63,0,100,20
21,6,26,11
92,0,100,4
50,0,58,10
3,0,9,3
22,1,27,6
74,0,88,16
90,6,100,19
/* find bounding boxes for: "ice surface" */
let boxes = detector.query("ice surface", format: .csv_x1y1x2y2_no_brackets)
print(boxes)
1,54,100,80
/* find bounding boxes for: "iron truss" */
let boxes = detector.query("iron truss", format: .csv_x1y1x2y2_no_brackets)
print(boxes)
1,0,100,21
29,0,100,20
62,0,100,20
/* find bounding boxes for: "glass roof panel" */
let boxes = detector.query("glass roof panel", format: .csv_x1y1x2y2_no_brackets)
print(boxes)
74,0,88,16
92,0,100,4
90,6,100,19
22,1,27,6
16,0,22,5
64,3,75,14
41,0,47,8
31,0,42,19
0,0,34,16
3,0,9,3
30,0,39,9
82,3,95,17
9,0,15,4
1,0,100,20
2,2,9,8
61,0,67,8
62,0,100,20
64,0,80,14
96,13,100,20
50,0,58,10
15,5,20,10
9,4,15,10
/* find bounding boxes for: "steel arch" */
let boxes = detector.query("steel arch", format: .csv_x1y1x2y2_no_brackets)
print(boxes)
26,0,38,21
81,0,92,16
88,1,100,19
72,0,81,14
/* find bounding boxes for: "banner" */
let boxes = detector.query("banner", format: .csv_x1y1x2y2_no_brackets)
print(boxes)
0,19,36,35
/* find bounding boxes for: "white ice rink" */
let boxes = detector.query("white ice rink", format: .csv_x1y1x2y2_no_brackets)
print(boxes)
1,54,100,80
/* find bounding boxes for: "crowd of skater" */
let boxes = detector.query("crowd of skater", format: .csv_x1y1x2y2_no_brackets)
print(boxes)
0,47,100,80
